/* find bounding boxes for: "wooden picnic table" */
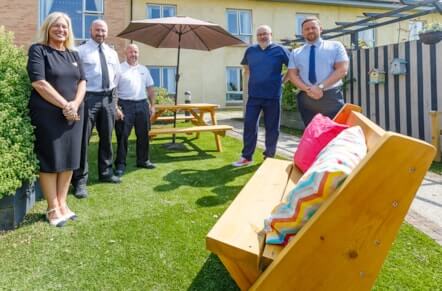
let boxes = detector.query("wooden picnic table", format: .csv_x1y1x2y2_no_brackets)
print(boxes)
149,103,232,152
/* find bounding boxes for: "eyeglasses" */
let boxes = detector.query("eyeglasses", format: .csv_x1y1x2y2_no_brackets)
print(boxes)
257,33,270,37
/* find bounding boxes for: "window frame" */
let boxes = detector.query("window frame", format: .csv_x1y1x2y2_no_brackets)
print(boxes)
146,3,177,19
39,0,104,41
295,13,319,37
225,66,243,103
147,66,177,94
226,9,252,44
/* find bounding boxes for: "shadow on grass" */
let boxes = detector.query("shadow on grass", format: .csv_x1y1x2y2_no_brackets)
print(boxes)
154,164,259,205
83,134,220,187
188,254,239,291
151,136,218,163
19,212,46,227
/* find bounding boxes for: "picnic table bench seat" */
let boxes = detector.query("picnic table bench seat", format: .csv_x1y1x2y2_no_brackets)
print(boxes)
206,104,436,291
149,124,233,152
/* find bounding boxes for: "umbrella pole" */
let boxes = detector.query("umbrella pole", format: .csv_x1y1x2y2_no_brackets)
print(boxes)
164,31,186,150
172,32,182,144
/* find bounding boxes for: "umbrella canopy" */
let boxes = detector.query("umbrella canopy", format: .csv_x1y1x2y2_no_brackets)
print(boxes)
117,16,244,51
117,16,244,147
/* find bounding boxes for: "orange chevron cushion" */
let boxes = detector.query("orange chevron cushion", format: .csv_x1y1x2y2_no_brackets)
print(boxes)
264,126,367,245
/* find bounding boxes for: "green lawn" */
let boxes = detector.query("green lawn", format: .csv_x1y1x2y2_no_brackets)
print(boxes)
0,129,441,290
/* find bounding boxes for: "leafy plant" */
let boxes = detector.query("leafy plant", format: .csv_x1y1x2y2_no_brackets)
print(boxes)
421,22,442,33
281,81,299,111
0,27,38,198
281,66,299,112
154,87,174,105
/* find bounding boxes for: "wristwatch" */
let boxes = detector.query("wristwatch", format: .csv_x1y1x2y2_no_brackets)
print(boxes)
318,83,325,90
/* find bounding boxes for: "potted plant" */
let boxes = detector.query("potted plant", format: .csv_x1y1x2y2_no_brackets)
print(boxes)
419,22,442,45
0,27,39,231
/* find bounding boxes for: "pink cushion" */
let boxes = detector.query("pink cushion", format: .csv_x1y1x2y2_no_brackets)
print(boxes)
294,113,349,173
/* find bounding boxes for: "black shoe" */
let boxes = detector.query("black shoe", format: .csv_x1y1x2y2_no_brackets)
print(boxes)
114,169,124,177
137,161,156,169
114,165,125,177
99,175,121,183
74,184,88,199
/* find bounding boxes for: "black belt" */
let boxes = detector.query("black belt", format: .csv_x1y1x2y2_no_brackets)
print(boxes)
118,99,147,103
87,90,113,97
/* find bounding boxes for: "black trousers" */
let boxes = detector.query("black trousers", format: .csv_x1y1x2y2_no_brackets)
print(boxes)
72,91,116,186
114,99,150,168
297,86,344,126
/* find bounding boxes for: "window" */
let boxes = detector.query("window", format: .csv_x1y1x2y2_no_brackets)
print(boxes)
295,13,319,37
148,66,176,94
358,28,375,48
226,67,243,102
226,9,252,44
409,20,424,41
357,17,375,48
146,4,176,19
39,0,103,40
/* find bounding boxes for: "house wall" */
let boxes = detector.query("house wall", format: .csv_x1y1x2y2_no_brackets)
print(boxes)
0,0,130,59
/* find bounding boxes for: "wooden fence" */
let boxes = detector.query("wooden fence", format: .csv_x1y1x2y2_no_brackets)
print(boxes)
344,40,442,143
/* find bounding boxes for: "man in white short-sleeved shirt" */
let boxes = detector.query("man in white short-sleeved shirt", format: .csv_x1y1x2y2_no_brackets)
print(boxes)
288,16,349,126
114,44,156,176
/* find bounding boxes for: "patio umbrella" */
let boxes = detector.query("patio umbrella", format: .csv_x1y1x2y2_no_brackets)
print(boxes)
117,16,244,147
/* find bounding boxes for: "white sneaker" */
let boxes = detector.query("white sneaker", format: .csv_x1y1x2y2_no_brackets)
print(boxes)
232,157,252,167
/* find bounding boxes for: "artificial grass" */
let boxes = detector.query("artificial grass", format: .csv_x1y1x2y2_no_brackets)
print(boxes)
0,129,441,290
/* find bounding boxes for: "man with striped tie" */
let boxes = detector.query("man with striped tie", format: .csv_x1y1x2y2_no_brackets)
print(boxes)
288,17,349,126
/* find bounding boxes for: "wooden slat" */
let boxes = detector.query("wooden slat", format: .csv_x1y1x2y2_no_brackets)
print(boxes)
148,125,232,136
252,133,435,291
155,116,196,122
429,111,441,161
206,158,293,285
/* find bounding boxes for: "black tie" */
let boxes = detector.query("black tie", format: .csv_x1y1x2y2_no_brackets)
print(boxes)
98,44,110,90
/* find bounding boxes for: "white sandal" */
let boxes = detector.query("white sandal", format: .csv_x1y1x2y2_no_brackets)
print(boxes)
46,208,66,227
62,207,78,221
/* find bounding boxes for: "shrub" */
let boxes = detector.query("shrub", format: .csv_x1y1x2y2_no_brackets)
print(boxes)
281,81,299,112
154,87,174,105
281,66,299,112
0,27,38,199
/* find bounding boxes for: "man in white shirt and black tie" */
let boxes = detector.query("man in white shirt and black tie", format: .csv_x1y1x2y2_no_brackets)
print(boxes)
114,44,156,177
72,19,121,199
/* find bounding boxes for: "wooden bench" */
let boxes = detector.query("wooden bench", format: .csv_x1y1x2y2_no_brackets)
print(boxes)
154,116,196,122
149,124,233,152
206,104,436,290
429,111,442,162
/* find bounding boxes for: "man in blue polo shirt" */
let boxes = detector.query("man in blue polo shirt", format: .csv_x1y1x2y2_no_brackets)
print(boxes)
233,25,289,167
288,17,349,126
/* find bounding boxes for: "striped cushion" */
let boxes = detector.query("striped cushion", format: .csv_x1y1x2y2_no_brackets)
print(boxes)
264,126,367,245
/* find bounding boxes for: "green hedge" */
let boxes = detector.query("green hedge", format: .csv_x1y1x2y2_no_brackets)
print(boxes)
0,27,38,199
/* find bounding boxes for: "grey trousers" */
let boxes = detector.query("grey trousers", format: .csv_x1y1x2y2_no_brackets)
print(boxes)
297,86,344,126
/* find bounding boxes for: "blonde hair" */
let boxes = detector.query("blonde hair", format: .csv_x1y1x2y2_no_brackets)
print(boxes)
37,12,75,49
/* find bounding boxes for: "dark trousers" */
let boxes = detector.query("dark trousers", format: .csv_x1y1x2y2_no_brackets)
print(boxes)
297,86,344,126
114,99,150,168
72,92,116,186
242,98,280,161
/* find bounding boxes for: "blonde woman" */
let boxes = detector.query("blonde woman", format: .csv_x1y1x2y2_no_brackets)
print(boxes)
27,12,86,227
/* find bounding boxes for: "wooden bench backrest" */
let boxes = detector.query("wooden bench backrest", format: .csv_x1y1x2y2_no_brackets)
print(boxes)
252,107,436,290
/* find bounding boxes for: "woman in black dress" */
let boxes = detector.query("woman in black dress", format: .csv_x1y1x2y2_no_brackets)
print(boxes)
27,12,86,227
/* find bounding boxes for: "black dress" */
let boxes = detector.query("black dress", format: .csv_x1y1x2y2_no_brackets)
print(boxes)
27,44,86,173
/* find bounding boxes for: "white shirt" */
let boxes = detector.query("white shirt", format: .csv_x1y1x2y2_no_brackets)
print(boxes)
116,62,154,101
76,39,120,92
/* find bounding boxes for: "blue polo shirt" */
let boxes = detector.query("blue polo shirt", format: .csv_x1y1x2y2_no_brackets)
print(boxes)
241,43,289,99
